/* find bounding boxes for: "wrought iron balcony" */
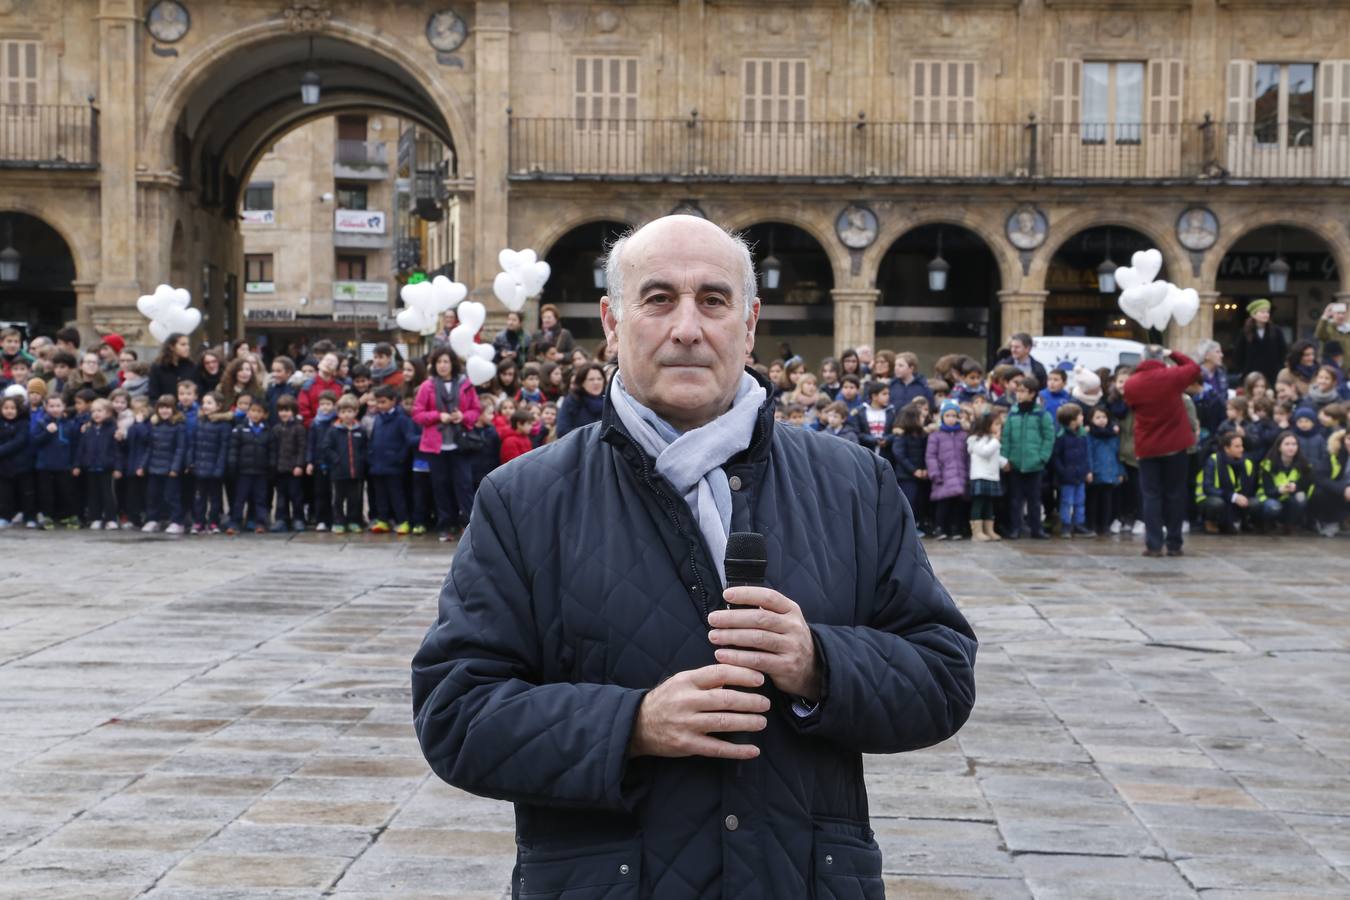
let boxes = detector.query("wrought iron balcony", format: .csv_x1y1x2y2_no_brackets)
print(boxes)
0,104,99,169
509,116,1350,183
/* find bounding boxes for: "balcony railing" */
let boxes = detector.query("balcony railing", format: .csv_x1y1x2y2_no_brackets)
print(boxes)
509,117,1350,183
335,140,387,166
0,104,98,168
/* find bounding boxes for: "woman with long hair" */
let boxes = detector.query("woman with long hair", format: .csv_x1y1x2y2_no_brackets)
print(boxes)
219,356,265,411
195,348,225,396
1278,340,1319,396
148,333,198,400
412,347,481,542
1234,298,1287,384
556,362,607,438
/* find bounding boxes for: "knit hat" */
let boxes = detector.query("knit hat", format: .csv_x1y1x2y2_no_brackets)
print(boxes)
3,384,25,403
99,333,125,354
1294,406,1318,424
1071,366,1103,406
1246,298,1271,316
1325,340,1344,358
939,398,961,417
27,377,47,396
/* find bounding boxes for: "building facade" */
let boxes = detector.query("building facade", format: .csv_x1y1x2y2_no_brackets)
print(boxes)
1,0,1348,366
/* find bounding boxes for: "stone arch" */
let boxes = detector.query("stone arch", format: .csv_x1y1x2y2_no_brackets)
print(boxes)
1028,207,1184,291
143,19,473,174
864,211,1019,292
530,211,639,261
0,202,91,283
720,206,850,292
1203,210,1350,293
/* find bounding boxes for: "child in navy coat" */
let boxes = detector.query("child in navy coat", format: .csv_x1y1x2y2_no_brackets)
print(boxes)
33,394,81,528
1052,403,1093,537
143,394,187,533
306,390,338,531
227,400,272,534
324,395,369,533
121,396,152,529
367,385,418,533
0,392,35,527
1086,407,1125,536
189,391,232,534
72,398,122,529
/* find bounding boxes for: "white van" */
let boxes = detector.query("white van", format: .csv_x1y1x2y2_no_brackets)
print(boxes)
1030,336,1145,374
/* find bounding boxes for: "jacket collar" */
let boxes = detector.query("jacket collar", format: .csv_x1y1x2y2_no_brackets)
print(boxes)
600,365,776,465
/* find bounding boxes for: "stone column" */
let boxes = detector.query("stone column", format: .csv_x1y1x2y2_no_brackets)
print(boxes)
997,290,1047,343
94,0,141,310
831,288,879,357
1166,291,1217,355
472,2,511,307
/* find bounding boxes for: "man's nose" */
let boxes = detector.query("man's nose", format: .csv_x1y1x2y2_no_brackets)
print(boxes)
669,296,703,344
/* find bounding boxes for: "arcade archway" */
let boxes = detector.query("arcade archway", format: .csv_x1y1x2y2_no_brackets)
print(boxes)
875,224,1001,365
1046,226,1163,340
0,212,77,338
1215,225,1341,353
541,220,631,348
741,222,834,366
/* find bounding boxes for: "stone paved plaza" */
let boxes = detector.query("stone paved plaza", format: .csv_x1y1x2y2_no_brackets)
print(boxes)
0,529,1347,899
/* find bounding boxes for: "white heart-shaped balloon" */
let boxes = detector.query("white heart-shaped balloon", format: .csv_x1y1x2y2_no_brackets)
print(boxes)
493,272,528,311
449,323,479,359
399,280,433,310
137,293,162,319
1114,265,1144,292
518,249,537,267
170,287,192,309
153,283,176,303
1170,285,1200,327
1130,249,1162,285
456,300,487,333
167,306,202,334
431,276,468,313
466,355,497,386
148,319,173,343
521,260,552,298
1144,294,1174,331
1119,282,1169,326
498,249,523,275
396,307,430,333
471,342,495,361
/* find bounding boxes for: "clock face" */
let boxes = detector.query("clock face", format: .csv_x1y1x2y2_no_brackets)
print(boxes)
426,10,468,52
146,1,191,44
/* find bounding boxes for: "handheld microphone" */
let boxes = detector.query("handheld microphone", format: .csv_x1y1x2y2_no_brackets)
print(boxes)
724,532,767,598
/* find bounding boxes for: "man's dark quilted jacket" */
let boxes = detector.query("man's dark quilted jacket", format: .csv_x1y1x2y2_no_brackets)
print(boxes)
411,369,977,900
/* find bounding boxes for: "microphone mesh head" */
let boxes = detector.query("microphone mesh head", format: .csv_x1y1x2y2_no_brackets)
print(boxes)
725,532,766,562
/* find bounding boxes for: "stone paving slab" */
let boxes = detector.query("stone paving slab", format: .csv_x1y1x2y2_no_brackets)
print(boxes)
2,529,1349,898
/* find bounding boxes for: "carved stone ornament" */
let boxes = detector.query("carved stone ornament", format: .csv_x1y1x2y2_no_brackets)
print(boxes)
282,0,332,32
427,9,468,52
593,9,621,33
146,1,191,44
763,12,788,35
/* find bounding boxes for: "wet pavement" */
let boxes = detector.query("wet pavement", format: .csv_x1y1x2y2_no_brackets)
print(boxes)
0,529,1347,898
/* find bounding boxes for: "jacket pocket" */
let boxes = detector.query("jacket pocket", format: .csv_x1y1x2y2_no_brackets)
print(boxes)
516,837,640,898
814,823,885,900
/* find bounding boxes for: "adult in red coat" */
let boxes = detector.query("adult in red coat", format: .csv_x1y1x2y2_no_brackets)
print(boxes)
298,352,344,426
1123,347,1201,557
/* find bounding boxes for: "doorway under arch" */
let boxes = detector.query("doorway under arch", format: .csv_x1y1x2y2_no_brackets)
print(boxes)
741,222,834,367
1046,226,1162,340
875,224,1001,366
541,220,631,348
1215,225,1341,354
0,212,77,338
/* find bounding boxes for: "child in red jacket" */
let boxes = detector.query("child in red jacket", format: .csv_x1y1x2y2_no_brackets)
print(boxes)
499,409,535,465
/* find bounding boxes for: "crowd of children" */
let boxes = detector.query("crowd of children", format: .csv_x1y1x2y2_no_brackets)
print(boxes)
4,324,1350,543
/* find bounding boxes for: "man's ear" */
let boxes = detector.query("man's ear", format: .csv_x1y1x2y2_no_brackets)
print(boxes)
744,297,762,355
600,295,620,359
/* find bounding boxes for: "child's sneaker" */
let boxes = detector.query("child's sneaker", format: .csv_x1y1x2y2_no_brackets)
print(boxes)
208,523,221,534
62,517,80,529
315,522,328,532
165,523,184,535
291,519,305,532
224,524,238,535
347,524,363,534
121,520,137,530
103,521,119,531
331,524,346,535
141,521,160,533
411,524,427,536
254,524,268,534
1109,519,1122,534
1132,521,1145,536
26,519,37,529
89,520,103,530
0,518,10,529
370,520,390,534
190,523,204,535
395,521,411,535
269,521,289,533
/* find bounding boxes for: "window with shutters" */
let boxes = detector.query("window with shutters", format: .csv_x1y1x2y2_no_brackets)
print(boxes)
1,39,38,110
574,56,638,132
1254,63,1317,147
244,254,274,290
912,60,977,130
336,254,367,281
1082,62,1144,144
743,58,808,135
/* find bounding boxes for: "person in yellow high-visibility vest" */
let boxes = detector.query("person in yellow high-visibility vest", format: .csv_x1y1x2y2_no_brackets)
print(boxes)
1196,432,1257,534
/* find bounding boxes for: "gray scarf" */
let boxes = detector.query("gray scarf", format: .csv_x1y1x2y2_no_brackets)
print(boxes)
610,371,766,585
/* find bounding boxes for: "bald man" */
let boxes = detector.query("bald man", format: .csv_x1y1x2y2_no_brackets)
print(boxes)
413,215,976,899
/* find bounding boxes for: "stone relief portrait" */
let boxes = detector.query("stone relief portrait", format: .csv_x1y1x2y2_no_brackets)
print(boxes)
1176,207,1219,252
836,205,878,250
1006,204,1048,250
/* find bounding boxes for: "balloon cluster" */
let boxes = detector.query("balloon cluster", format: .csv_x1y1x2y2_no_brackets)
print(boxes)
136,284,201,343
447,298,497,386
1114,249,1199,331
492,248,551,312
396,275,467,336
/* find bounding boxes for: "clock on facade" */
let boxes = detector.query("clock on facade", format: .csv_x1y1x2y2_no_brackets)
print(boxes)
145,1,191,44
426,10,468,53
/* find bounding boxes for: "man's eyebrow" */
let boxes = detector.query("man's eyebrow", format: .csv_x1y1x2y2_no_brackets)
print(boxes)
636,278,736,297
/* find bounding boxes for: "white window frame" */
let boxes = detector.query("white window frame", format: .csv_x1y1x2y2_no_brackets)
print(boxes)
1254,62,1318,147
1081,61,1145,145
